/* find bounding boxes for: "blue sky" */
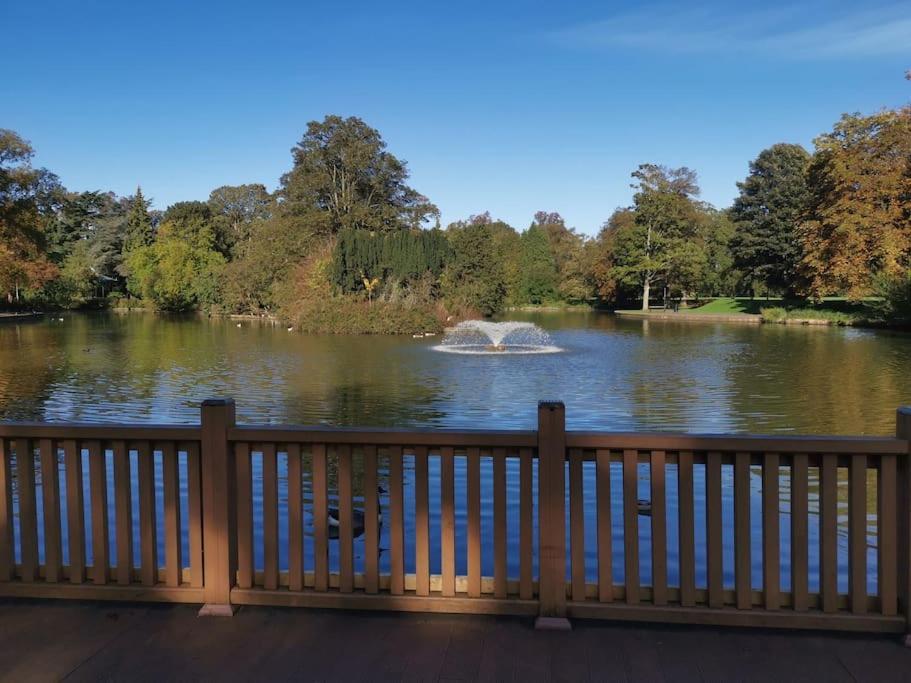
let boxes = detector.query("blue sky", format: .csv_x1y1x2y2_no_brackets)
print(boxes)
3,0,909,235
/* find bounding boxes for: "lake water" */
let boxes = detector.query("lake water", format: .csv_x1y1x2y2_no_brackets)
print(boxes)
2,312,909,592
2,311,909,433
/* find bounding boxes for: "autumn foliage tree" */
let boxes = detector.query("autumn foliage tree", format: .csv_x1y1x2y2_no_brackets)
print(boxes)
799,108,911,298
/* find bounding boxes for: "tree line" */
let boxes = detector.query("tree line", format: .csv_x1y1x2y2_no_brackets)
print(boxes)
2,100,910,330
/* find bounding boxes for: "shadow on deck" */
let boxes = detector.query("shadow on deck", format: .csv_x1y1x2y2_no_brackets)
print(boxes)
1,599,910,682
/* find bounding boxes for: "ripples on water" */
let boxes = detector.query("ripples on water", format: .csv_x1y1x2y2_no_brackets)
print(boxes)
1,312,909,586
2,310,907,433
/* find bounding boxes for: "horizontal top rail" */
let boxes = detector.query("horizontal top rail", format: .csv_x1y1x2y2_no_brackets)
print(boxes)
1,421,907,454
0,423,201,441
228,425,538,448
565,431,909,454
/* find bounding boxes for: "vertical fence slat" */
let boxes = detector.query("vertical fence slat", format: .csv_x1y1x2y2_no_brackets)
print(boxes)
596,449,612,603
338,444,354,594
363,445,379,595
88,441,108,585
138,442,157,587
162,442,181,587
185,441,203,589
570,448,585,602
879,454,898,616
468,447,481,598
820,455,838,613
623,449,639,605
791,453,809,612
39,438,62,583
734,451,751,609
287,443,303,592
706,451,723,609
16,438,38,582
849,453,867,615
493,447,507,599
313,443,329,593
414,446,430,597
441,446,456,598
678,451,696,607
0,439,13,581
650,450,667,606
762,453,780,610
235,442,253,589
519,447,533,601
113,441,132,586
64,439,85,584
262,442,279,591
388,445,404,596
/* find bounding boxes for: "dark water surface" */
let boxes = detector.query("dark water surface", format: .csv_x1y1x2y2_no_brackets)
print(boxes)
2,312,910,591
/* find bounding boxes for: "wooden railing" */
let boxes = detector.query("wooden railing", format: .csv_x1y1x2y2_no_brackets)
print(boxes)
1,400,910,635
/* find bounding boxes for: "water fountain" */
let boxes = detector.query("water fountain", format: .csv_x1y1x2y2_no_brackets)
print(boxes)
433,320,561,354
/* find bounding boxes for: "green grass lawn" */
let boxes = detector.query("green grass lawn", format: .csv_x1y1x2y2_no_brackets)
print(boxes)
682,297,876,320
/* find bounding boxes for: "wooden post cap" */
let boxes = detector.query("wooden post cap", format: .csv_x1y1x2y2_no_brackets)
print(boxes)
201,398,235,407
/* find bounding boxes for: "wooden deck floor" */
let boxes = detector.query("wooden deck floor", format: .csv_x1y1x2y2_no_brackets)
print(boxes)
1,599,910,682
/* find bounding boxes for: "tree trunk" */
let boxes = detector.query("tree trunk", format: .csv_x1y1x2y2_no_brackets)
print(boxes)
642,278,650,311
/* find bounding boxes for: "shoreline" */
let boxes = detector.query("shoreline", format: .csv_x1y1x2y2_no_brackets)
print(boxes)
614,309,906,331
615,310,762,324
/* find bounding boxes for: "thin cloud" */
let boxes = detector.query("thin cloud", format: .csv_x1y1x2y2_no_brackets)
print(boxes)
550,5,911,59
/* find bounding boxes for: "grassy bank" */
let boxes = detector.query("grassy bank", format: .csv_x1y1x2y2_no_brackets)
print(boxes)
683,297,875,326
287,299,445,335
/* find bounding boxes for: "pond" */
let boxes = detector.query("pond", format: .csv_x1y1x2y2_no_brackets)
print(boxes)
1,312,909,593
2,310,909,433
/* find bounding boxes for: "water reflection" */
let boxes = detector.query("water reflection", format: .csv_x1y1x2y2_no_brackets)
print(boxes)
1,311,909,433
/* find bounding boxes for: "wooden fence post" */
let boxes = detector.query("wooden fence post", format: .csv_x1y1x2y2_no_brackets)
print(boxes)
897,407,911,644
536,401,570,630
199,399,238,616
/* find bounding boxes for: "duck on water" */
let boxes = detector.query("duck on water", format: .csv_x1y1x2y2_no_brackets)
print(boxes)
328,486,385,539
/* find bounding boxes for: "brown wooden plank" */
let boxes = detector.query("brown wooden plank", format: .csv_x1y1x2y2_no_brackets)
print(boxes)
706,451,723,609
185,441,203,589
734,451,751,609
820,455,838,613
762,453,780,610
414,446,430,597
15,439,38,582
570,448,585,602
848,453,867,614
650,450,667,606
337,444,354,594
161,442,181,587
519,447,533,600
790,453,809,611
623,449,639,604
493,447,507,599
388,445,404,595
467,447,481,598
87,440,108,585
287,443,303,591
678,451,696,607
0,439,13,581
262,442,279,590
39,438,62,583
112,440,132,586
363,445,379,595
878,454,898,616
235,442,253,589
137,441,157,587
596,449,612,603
310,443,328,592
63,440,85,584
441,446,456,598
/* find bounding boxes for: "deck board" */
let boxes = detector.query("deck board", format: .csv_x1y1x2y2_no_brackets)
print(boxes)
0,599,908,682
